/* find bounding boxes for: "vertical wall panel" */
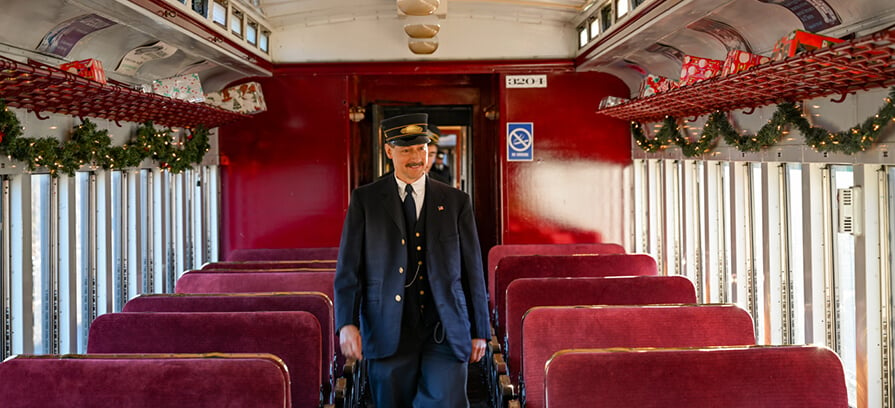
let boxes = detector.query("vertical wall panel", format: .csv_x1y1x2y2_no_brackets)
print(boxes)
219,75,350,257
502,71,630,245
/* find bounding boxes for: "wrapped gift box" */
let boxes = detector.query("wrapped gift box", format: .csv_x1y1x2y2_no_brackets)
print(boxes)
721,50,771,76
679,55,722,86
59,59,106,84
152,73,205,103
598,95,629,109
639,74,678,97
205,82,267,114
771,30,844,61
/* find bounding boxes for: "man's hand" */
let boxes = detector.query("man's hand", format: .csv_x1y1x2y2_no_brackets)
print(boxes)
470,338,487,363
339,325,363,361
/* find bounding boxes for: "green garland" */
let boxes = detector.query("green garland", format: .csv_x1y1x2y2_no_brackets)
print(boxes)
633,87,895,156
631,116,677,153
0,101,209,177
716,103,800,152
799,88,895,154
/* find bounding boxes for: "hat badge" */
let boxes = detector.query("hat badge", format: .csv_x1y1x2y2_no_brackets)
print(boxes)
401,125,423,134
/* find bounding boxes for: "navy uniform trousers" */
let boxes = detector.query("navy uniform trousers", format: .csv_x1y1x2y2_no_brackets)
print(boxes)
367,193,469,408
367,326,469,408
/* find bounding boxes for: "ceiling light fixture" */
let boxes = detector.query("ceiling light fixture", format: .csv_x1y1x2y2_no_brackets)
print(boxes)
408,39,438,54
404,24,440,38
397,0,440,16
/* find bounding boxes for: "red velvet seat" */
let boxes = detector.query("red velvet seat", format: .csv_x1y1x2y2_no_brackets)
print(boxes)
0,354,291,408
493,253,657,338
521,304,755,408
486,243,625,309
503,276,696,385
200,261,337,270
122,292,339,403
175,270,336,301
87,311,321,408
227,247,339,261
545,345,847,408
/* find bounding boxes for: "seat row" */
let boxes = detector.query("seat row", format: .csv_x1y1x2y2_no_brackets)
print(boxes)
0,247,347,408
485,243,849,408
0,244,849,407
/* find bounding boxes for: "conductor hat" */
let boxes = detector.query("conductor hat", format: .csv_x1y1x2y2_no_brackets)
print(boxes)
428,125,441,144
382,113,431,146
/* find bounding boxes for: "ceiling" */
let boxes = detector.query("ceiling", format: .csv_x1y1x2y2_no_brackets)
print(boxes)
0,0,892,95
257,0,592,29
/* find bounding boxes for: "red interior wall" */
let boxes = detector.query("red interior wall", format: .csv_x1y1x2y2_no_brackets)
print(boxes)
501,71,631,244
217,65,631,258
219,75,350,256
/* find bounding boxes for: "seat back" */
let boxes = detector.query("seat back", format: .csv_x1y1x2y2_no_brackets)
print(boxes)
175,270,336,301
544,345,847,408
200,261,337,270
122,292,339,392
227,247,339,261
521,304,755,408
87,311,321,408
503,276,696,383
0,353,290,408
493,254,657,337
486,243,625,308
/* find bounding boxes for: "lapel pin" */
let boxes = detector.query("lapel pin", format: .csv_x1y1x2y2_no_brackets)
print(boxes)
437,205,444,211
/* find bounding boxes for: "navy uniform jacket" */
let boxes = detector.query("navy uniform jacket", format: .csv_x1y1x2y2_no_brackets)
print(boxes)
334,175,490,361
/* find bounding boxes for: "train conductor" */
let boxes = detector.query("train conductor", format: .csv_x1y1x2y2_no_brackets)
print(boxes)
334,113,490,407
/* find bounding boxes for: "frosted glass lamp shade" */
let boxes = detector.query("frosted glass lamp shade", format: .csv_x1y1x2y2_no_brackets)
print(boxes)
404,24,440,38
408,39,438,54
397,0,440,16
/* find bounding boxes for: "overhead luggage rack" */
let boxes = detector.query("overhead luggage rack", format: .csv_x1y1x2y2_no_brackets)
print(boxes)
596,27,895,123
0,56,249,129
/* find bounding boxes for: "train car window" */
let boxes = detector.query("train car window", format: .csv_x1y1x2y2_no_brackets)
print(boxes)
128,170,149,299
632,0,646,6
230,8,244,38
246,20,258,46
577,24,588,48
703,161,726,303
632,160,647,254
749,163,767,343
8,175,26,357
600,3,612,33
260,28,270,53
191,0,209,18
110,171,125,312
784,164,806,345
615,0,629,19
589,15,601,40
30,175,51,354
212,0,228,28
190,169,203,269
74,172,91,353
56,174,75,354
832,165,857,407
721,161,734,304
206,167,221,265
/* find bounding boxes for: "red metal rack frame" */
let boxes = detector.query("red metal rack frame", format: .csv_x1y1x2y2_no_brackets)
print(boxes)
0,56,249,129
597,27,895,123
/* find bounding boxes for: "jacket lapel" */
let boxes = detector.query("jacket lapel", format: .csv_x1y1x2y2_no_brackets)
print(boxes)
380,176,407,235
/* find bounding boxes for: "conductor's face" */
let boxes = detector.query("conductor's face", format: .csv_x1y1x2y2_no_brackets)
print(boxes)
386,142,429,184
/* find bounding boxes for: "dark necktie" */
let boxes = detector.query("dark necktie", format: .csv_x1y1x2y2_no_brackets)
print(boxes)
403,183,416,227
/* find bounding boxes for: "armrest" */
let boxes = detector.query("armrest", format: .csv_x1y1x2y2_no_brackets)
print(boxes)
493,352,508,375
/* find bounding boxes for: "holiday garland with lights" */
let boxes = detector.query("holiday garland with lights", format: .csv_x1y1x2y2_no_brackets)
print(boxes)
632,87,895,157
0,101,209,177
